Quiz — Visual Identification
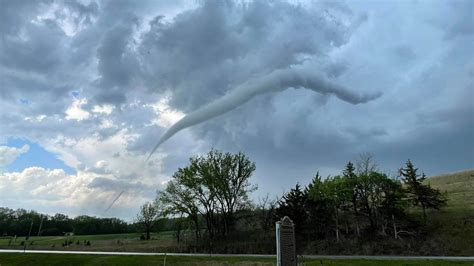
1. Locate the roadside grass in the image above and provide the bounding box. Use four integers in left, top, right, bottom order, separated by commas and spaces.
0, 231, 175, 251
0, 253, 472, 266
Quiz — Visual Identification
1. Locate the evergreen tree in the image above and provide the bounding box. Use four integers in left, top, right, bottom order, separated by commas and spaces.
399, 160, 447, 222
276, 184, 308, 243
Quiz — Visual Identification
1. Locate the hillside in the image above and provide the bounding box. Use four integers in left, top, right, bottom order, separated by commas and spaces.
426, 169, 474, 211
422, 169, 474, 256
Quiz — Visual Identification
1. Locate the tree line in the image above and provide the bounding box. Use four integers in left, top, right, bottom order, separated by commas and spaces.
1, 149, 448, 254
275, 155, 447, 249
0, 208, 131, 236
136, 150, 447, 253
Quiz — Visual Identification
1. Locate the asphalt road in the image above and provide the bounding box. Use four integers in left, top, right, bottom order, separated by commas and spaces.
0, 249, 473, 261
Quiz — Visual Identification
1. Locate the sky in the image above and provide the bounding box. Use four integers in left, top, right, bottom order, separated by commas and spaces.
0, 0, 473, 221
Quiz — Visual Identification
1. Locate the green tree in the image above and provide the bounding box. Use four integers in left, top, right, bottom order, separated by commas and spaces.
192, 150, 257, 237
136, 201, 160, 240
399, 160, 447, 222
343, 161, 361, 236
158, 149, 257, 242
377, 176, 406, 238
323, 176, 352, 241
276, 184, 308, 244
158, 171, 201, 242
305, 173, 333, 238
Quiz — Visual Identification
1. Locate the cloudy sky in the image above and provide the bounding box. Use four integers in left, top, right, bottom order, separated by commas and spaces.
0, 0, 473, 220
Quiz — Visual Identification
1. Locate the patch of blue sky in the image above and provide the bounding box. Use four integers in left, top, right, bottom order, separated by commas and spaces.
4, 138, 76, 174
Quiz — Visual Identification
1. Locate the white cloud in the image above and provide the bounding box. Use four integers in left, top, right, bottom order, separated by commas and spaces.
0, 165, 156, 220
0, 145, 29, 168
146, 96, 185, 128
65, 98, 90, 121
92, 104, 114, 115
42, 129, 169, 192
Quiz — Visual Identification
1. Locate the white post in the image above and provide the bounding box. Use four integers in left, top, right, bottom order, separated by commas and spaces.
276, 221, 281, 266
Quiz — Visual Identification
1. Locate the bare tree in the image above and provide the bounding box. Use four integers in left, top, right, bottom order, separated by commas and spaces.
355, 153, 377, 176
257, 194, 277, 238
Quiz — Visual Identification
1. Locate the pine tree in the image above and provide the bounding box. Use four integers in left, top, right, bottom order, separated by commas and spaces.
276, 184, 308, 243
399, 160, 447, 222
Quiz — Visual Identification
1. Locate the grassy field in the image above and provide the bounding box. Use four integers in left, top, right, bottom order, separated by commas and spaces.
0, 253, 472, 266
0, 232, 177, 252
417, 169, 474, 256
426, 169, 474, 211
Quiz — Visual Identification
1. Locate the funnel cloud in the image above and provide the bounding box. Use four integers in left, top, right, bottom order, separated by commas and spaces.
105, 191, 124, 213
148, 68, 381, 159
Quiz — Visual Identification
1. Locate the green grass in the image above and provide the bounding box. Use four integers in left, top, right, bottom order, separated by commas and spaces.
0, 231, 175, 252
0, 233, 137, 245
420, 169, 474, 256
426, 169, 474, 211
0, 253, 472, 266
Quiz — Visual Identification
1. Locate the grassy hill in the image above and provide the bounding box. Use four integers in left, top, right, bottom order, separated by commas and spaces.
423, 169, 474, 256
426, 169, 474, 211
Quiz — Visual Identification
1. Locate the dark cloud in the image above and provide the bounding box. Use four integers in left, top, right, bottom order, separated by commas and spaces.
138, 1, 361, 111
88, 177, 147, 192
94, 21, 139, 104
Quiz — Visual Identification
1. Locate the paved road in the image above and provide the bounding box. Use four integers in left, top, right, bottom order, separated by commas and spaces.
1, 249, 473, 261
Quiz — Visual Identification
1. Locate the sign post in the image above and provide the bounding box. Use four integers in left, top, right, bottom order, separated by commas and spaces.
276, 216, 296, 266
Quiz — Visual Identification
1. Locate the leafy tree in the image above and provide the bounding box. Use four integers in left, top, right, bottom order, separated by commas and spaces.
399, 160, 447, 222
323, 176, 352, 241
158, 149, 257, 242
343, 161, 362, 236
158, 177, 201, 242
198, 150, 257, 236
136, 202, 160, 240
377, 176, 406, 238
305, 173, 333, 238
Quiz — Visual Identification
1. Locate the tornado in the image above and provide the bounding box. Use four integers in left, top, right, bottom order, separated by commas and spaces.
148, 68, 381, 159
